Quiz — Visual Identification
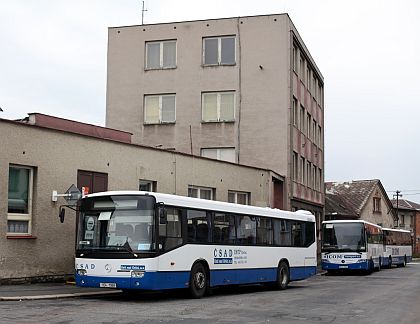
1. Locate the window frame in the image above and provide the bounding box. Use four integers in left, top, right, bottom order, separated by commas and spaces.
201, 91, 235, 123
188, 185, 215, 200
292, 97, 298, 126
144, 94, 176, 124
373, 197, 382, 213
139, 179, 157, 192
7, 165, 34, 236
202, 35, 236, 66
201, 147, 236, 163
228, 190, 250, 205
145, 39, 177, 70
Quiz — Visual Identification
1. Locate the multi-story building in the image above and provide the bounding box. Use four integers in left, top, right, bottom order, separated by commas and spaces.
105, 14, 325, 229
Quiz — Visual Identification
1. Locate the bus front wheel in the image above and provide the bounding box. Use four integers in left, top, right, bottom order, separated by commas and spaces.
276, 261, 290, 290
189, 263, 207, 299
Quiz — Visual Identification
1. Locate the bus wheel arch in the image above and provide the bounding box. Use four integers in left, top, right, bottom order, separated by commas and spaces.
276, 259, 290, 290
189, 260, 210, 298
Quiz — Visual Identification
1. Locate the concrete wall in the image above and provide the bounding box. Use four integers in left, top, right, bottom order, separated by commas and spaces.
0, 120, 272, 280
105, 14, 324, 212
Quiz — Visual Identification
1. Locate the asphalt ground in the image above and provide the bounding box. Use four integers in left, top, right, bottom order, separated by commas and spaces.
0, 258, 418, 301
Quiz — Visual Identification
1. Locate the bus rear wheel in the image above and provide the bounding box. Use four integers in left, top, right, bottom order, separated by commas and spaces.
402, 255, 407, 267
276, 261, 290, 290
189, 263, 207, 299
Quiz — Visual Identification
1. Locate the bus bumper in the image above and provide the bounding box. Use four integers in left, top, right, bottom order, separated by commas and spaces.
75, 271, 190, 290
321, 260, 368, 271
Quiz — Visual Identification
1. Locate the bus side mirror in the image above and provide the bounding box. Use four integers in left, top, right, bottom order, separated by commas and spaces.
159, 208, 167, 224
59, 208, 66, 223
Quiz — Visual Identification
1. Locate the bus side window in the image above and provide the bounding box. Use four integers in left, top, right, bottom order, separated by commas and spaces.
187, 209, 210, 243
159, 207, 182, 252
291, 221, 303, 247
256, 217, 273, 246
273, 219, 291, 246
213, 213, 236, 244
236, 215, 256, 245
303, 222, 315, 247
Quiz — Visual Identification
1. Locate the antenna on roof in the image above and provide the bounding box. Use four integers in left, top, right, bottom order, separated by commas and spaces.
141, 1, 148, 25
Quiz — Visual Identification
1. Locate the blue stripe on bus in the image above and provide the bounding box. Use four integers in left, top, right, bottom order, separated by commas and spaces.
75, 266, 317, 291
321, 260, 369, 271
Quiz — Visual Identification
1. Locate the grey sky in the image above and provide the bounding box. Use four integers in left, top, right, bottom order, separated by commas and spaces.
1, 0, 419, 202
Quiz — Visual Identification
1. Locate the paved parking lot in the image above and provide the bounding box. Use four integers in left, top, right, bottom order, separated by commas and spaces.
1, 262, 419, 323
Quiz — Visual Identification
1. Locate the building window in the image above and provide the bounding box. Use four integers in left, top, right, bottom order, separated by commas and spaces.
300, 157, 305, 184
307, 161, 312, 188
373, 197, 381, 213
292, 45, 297, 72
8, 165, 34, 235
300, 56, 305, 81
318, 125, 322, 147
306, 67, 310, 88
312, 75, 316, 98
293, 152, 298, 181
188, 185, 214, 200
300, 105, 305, 132
145, 40, 176, 69
203, 36, 235, 65
201, 147, 236, 163
312, 165, 316, 190
312, 119, 317, 142
292, 97, 298, 126
202, 91, 235, 122
228, 191, 250, 205
306, 113, 311, 138
139, 179, 156, 192
318, 168, 323, 191
144, 94, 176, 124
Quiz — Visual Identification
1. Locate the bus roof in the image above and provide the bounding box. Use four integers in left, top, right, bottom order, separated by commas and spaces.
381, 227, 411, 234
322, 219, 382, 228
84, 191, 315, 222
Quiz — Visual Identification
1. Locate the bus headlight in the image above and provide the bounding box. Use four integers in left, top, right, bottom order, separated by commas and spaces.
77, 269, 87, 276
131, 271, 145, 278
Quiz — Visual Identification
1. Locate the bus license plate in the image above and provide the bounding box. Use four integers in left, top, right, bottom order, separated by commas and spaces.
100, 282, 117, 288
339, 265, 348, 269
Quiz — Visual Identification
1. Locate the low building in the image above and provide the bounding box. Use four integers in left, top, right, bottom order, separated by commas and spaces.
391, 198, 420, 255
325, 180, 396, 228
0, 113, 282, 282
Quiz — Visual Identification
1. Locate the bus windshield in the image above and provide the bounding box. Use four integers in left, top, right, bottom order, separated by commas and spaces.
322, 223, 366, 252
77, 195, 155, 252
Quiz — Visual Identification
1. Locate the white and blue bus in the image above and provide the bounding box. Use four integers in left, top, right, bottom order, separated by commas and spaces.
382, 228, 412, 268
321, 220, 383, 273
75, 191, 317, 298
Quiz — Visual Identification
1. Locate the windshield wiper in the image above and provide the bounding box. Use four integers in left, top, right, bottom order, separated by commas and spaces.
116, 241, 138, 258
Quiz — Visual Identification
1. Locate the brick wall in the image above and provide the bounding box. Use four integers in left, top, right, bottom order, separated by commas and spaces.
415, 211, 420, 256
